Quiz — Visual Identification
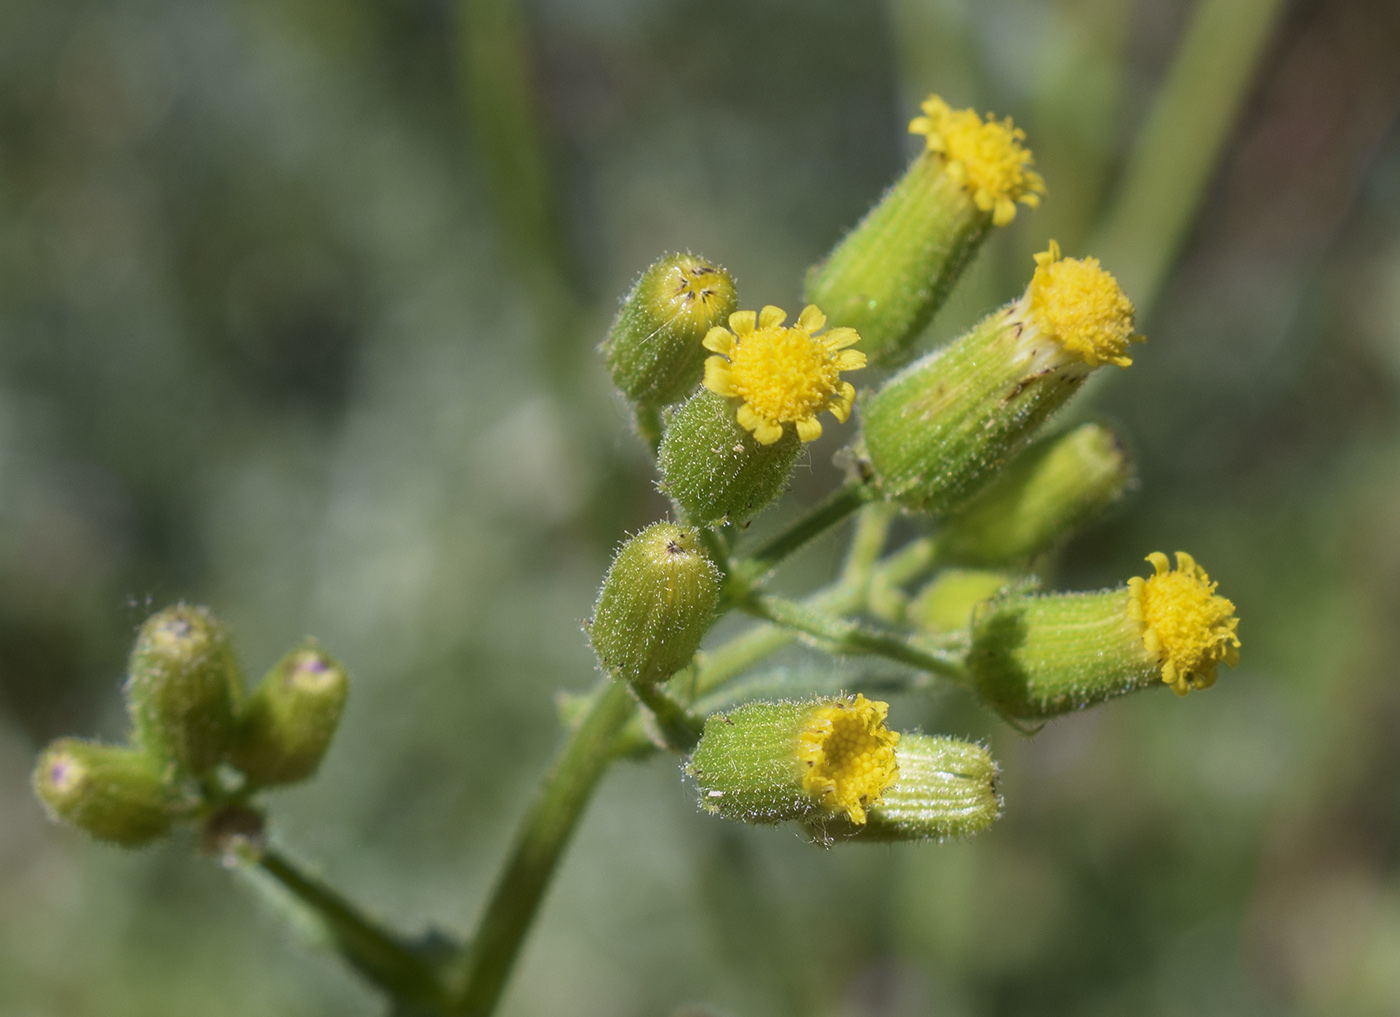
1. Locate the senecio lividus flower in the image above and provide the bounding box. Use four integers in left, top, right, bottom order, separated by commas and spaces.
690, 694, 1000, 842
863, 241, 1143, 516
658, 304, 865, 525
968, 551, 1241, 718
806, 94, 1046, 365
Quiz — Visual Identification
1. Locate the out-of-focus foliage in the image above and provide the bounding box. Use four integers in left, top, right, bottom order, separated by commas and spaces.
2, 0, 1400, 1015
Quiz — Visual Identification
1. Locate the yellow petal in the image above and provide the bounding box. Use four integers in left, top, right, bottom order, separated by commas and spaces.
833, 349, 866, 371
702, 327, 735, 355
829, 382, 855, 423
822, 326, 860, 350
729, 310, 757, 335
735, 402, 762, 432
795, 417, 823, 442
796, 305, 826, 332
704, 357, 737, 397
1146, 552, 1170, 576
908, 116, 932, 135
754, 419, 785, 445
758, 305, 787, 329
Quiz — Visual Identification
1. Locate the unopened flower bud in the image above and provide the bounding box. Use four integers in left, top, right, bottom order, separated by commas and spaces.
602, 253, 738, 408
230, 642, 348, 788
33, 739, 183, 847
689, 694, 900, 827
968, 551, 1241, 718
863, 242, 1142, 515
810, 734, 1001, 842
125, 605, 241, 775
805, 95, 1045, 365
939, 423, 1134, 564
589, 523, 721, 685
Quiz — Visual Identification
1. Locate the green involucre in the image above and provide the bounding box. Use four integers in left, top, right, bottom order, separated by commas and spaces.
602, 253, 738, 408
940, 422, 1133, 564
231, 641, 349, 788
967, 588, 1159, 718
688, 700, 819, 825
658, 389, 801, 526
33, 739, 183, 847
589, 523, 720, 685
805, 152, 988, 366
124, 604, 241, 775
861, 308, 1090, 515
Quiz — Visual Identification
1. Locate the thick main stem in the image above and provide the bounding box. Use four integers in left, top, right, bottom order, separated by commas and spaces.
258, 847, 450, 1010
451, 679, 636, 1016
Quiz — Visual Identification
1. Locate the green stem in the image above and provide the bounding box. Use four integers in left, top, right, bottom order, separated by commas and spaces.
740, 592, 965, 682
634, 403, 664, 457
630, 681, 704, 752
258, 847, 450, 1010
731, 482, 873, 586
451, 680, 636, 1016
867, 535, 940, 623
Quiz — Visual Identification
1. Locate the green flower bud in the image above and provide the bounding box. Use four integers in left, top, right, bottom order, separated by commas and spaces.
967, 552, 1240, 717
589, 523, 721, 685
810, 734, 1001, 843
230, 642, 349, 788
805, 94, 1044, 365
939, 423, 1133, 564
907, 569, 1016, 635
658, 389, 801, 526
863, 243, 1141, 514
602, 253, 738, 408
689, 694, 901, 827
32, 739, 183, 847
125, 605, 241, 775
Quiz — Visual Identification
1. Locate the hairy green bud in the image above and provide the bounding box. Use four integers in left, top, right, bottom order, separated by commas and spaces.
805, 95, 1044, 365
940, 423, 1133, 564
602, 253, 738, 408
125, 605, 240, 775
230, 642, 349, 788
812, 734, 1001, 843
689, 694, 901, 827
589, 523, 721, 685
862, 244, 1139, 515
33, 739, 182, 847
658, 389, 801, 526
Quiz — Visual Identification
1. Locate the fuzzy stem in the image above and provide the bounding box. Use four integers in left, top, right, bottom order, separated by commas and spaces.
730, 482, 873, 588
630, 681, 704, 752
451, 680, 636, 1016
258, 847, 451, 1010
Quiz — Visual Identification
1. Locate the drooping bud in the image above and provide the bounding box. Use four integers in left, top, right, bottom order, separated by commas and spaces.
967, 551, 1241, 718
939, 423, 1134, 564
33, 739, 183, 847
809, 734, 1001, 842
602, 253, 738, 408
862, 242, 1142, 515
907, 569, 1016, 635
689, 694, 900, 827
125, 605, 241, 775
805, 94, 1045, 365
588, 523, 721, 685
230, 642, 349, 788
657, 389, 802, 526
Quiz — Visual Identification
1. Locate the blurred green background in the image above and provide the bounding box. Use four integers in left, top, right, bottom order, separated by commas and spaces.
3, 0, 1400, 1014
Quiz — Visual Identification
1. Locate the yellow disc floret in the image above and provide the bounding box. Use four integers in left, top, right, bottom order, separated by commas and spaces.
1026, 241, 1142, 368
1127, 552, 1241, 696
703, 304, 866, 445
908, 94, 1045, 227
796, 694, 900, 824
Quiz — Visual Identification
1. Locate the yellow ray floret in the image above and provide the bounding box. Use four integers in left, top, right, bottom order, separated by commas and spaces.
796, 694, 900, 824
702, 304, 866, 445
908, 94, 1046, 227
1027, 240, 1143, 368
1127, 552, 1241, 696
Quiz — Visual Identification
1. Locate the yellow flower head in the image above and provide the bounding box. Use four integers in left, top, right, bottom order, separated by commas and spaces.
797, 693, 900, 824
702, 304, 866, 445
1026, 241, 1142, 368
908, 94, 1046, 227
1127, 552, 1241, 696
